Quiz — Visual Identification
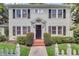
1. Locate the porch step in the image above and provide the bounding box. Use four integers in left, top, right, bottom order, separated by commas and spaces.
33, 39, 45, 46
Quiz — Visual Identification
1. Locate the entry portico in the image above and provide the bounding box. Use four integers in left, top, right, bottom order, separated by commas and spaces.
31, 18, 46, 39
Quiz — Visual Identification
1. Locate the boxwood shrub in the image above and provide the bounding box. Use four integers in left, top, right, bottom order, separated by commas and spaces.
17, 36, 26, 45
51, 36, 75, 44
44, 33, 75, 45
17, 32, 34, 46
44, 33, 52, 46
0, 35, 8, 42
25, 32, 34, 46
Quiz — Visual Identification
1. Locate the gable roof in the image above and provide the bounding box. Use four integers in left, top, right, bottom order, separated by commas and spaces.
8, 4, 70, 8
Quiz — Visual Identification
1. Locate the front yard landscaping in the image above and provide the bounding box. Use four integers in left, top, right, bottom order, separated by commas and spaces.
46, 43, 79, 56
0, 42, 30, 56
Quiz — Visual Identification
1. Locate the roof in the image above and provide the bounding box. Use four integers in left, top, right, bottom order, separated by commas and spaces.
7, 4, 70, 8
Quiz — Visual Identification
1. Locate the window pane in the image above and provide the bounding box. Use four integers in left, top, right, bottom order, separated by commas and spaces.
13, 9, 15, 18
58, 26, 62, 34
23, 27, 27, 34
48, 26, 51, 34
52, 9, 56, 18
52, 26, 56, 34
13, 26, 16, 36
17, 27, 21, 35
17, 9, 21, 18
58, 10, 62, 18
22, 9, 27, 18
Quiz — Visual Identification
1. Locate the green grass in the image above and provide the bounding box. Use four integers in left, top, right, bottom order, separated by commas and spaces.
46, 43, 79, 56
0, 42, 30, 56
46, 45, 55, 56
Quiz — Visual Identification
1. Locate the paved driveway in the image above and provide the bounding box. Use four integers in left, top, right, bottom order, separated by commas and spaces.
29, 46, 47, 56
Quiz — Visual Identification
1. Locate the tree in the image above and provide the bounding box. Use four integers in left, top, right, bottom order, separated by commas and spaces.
0, 3, 8, 24
72, 3, 79, 42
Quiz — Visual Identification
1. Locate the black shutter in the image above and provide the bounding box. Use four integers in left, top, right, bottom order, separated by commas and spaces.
28, 9, 30, 19
63, 26, 66, 35
49, 9, 51, 18
63, 9, 66, 18
13, 9, 15, 18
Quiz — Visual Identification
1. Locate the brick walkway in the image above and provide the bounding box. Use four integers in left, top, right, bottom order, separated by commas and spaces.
29, 46, 47, 56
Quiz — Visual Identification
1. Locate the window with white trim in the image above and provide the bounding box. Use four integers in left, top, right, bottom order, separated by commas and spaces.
52, 26, 56, 34
22, 9, 27, 18
58, 9, 62, 18
58, 26, 62, 34
16, 9, 21, 18
17, 26, 21, 35
23, 27, 27, 34
51, 9, 56, 18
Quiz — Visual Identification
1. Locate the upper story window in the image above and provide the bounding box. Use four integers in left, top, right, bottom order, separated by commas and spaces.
22, 9, 27, 18
35, 9, 43, 14
51, 9, 56, 18
16, 9, 21, 18
58, 9, 62, 18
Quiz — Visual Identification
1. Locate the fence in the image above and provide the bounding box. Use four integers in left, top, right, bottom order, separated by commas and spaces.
55, 43, 79, 56
0, 43, 20, 56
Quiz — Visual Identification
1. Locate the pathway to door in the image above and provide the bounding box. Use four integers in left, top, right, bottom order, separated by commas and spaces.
29, 39, 48, 56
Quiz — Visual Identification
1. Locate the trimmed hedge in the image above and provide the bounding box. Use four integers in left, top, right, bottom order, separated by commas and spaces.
0, 35, 7, 42
25, 32, 34, 46
17, 36, 26, 45
51, 36, 75, 44
44, 33, 52, 46
44, 33, 75, 46
17, 32, 34, 46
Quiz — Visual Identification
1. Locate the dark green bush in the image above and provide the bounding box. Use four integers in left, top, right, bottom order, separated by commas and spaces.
17, 32, 34, 46
17, 36, 26, 45
51, 36, 75, 44
25, 32, 34, 46
0, 35, 7, 42
44, 33, 52, 46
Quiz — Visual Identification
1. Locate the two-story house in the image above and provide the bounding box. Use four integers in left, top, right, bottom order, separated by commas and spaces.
8, 4, 73, 40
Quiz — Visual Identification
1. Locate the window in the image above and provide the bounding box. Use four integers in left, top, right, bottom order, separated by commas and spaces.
63, 26, 66, 35
35, 9, 43, 13
63, 9, 66, 18
58, 9, 62, 18
17, 27, 21, 35
48, 26, 51, 34
28, 26, 30, 32
23, 27, 27, 34
51, 9, 56, 18
22, 9, 27, 18
16, 9, 21, 18
49, 9, 51, 18
52, 26, 56, 34
13, 9, 15, 18
28, 9, 30, 19
58, 26, 62, 34
13, 26, 16, 36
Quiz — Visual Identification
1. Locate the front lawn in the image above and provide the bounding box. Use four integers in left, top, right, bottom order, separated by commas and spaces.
46, 43, 79, 56
0, 42, 30, 56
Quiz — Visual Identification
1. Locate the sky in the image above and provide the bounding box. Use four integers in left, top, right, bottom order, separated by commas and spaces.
0, 0, 79, 3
